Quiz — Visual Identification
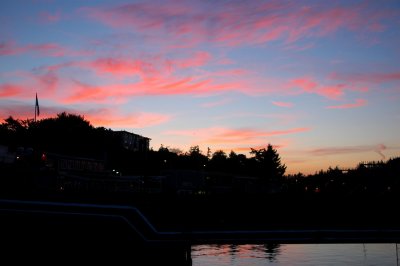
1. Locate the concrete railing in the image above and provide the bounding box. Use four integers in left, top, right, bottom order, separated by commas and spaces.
1, 199, 400, 245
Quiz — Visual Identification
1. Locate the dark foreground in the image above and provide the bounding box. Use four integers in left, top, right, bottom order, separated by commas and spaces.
1, 192, 399, 265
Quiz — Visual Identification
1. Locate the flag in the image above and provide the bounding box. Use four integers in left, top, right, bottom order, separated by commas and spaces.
35, 93, 40, 117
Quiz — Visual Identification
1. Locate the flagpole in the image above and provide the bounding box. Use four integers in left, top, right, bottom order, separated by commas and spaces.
34, 93, 37, 122
35, 92, 39, 122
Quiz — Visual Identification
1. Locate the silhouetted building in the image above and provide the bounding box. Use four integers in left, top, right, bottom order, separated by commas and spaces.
114, 131, 150, 152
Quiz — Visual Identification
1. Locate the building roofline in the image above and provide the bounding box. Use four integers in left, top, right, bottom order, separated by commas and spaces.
114, 130, 151, 140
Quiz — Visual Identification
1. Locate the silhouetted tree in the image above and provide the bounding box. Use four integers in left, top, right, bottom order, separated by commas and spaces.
0, 116, 30, 149
156, 144, 179, 171
2, 116, 25, 132
33, 112, 95, 157
250, 144, 286, 182
227, 151, 247, 175
3, 112, 399, 198
185, 145, 208, 170
168, 147, 183, 155
206, 147, 211, 159
208, 150, 228, 172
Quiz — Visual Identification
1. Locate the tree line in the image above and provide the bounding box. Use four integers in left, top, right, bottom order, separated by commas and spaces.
1, 113, 399, 197
0, 113, 286, 182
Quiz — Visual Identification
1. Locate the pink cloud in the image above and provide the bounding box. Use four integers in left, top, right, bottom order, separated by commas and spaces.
217, 127, 309, 139
216, 57, 235, 65
165, 127, 310, 145
63, 81, 114, 103
0, 84, 23, 97
62, 75, 238, 104
291, 78, 317, 92
39, 57, 158, 79
0, 103, 44, 120
331, 71, 400, 85
0, 40, 90, 57
1, 53, 240, 105
82, 1, 396, 47
0, 102, 170, 129
175, 51, 211, 69
289, 77, 346, 100
326, 98, 367, 109
143, 77, 211, 95
319, 85, 346, 99
41, 51, 212, 80
0, 70, 59, 99
285, 6, 363, 42
0, 101, 76, 120
85, 109, 170, 128
310, 144, 387, 160
208, 68, 248, 78
0, 41, 23, 56
27, 43, 89, 57
87, 57, 147, 77
272, 101, 293, 108
375, 144, 387, 160
31, 50, 283, 100
36, 71, 59, 94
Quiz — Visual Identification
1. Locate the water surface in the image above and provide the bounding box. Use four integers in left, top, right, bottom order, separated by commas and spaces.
192, 243, 399, 266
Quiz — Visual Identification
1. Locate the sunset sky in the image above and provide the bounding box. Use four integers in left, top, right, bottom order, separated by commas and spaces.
1, 0, 399, 174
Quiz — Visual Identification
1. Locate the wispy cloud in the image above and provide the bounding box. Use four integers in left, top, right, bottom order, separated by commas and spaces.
175, 51, 211, 68
0, 40, 90, 57
0, 84, 23, 97
85, 109, 171, 128
289, 77, 345, 100
200, 98, 232, 108
83, 51, 211, 78
272, 101, 293, 108
165, 127, 309, 146
2, 54, 243, 105
0, 70, 59, 100
82, 1, 395, 48
287, 75, 372, 101
6, 45, 375, 105
62, 77, 238, 104
85, 57, 149, 77
205, 127, 309, 144
326, 98, 367, 109
0, 101, 82, 120
0, 102, 45, 120
310, 144, 387, 159
331, 71, 400, 85
0, 102, 170, 129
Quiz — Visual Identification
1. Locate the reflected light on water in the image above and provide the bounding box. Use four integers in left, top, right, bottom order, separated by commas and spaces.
192, 243, 399, 266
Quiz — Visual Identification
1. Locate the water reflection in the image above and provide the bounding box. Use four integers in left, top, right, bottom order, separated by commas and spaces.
264, 243, 281, 262
192, 243, 399, 266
